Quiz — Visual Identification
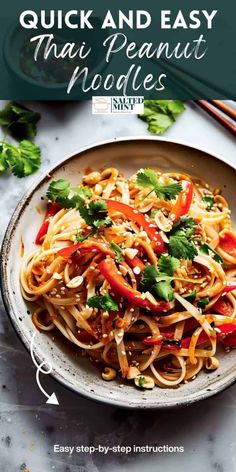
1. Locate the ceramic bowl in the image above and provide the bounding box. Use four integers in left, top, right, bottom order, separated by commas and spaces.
1, 137, 236, 408
3, 19, 108, 93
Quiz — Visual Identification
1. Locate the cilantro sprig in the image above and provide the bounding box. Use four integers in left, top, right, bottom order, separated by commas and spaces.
198, 297, 209, 309
158, 254, 180, 276
47, 180, 112, 231
202, 196, 214, 210
172, 216, 197, 238
140, 256, 180, 302
169, 217, 198, 260
138, 376, 146, 388
136, 168, 182, 201
87, 294, 118, 312
0, 101, 41, 140
169, 232, 198, 260
79, 200, 112, 230
0, 140, 41, 178
0, 102, 41, 178
110, 241, 124, 261
138, 100, 185, 135
200, 243, 225, 265
46, 179, 92, 209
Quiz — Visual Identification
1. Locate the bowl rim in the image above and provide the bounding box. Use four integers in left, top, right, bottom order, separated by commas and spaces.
1, 135, 236, 409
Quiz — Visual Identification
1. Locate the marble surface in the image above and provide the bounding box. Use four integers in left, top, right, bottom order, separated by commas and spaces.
0, 100, 236, 472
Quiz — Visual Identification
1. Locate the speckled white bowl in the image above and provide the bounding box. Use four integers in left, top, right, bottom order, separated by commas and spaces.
1, 137, 236, 408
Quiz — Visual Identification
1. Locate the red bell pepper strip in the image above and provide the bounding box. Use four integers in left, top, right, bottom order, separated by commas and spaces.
59, 241, 115, 259
105, 199, 164, 253
98, 258, 170, 312
223, 285, 236, 293
125, 254, 145, 272
144, 318, 200, 345
35, 202, 60, 245
143, 323, 236, 349
77, 330, 97, 344
220, 331, 236, 348
212, 297, 234, 317
169, 181, 193, 223
219, 231, 236, 258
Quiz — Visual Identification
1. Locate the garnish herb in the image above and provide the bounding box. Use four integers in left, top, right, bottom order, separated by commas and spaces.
0, 102, 41, 178
79, 200, 112, 229
47, 180, 111, 231
141, 256, 180, 302
138, 376, 146, 388
198, 297, 210, 309
200, 243, 225, 265
169, 232, 198, 260
138, 100, 185, 135
0, 140, 41, 178
46, 179, 92, 209
162, 338, 181, 347
168, 217, 198, 260
158, 255, 180, 277
202, 196, 214, 210
136, 168, 182, 201
183, 291, 197, 302
0, 101, 41, 140
150, 209, 158, 218
87, 294, 118, 312
172, 216, 197, 238
75, 231, 95, 243
110, 241, 124, 261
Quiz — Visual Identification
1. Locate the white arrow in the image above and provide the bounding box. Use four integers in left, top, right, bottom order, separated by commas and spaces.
30, 331, 59, 406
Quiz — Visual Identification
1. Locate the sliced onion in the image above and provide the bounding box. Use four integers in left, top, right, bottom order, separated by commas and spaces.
175, 293, 215, 337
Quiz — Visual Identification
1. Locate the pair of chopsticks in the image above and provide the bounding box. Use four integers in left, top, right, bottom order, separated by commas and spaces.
194, 100, 236, 136
148, 57, 236, 136
126, 37, 236, 136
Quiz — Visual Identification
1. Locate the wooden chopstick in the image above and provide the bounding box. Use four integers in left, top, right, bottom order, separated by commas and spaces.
195, 100, 236, 136
210, 101, 236, 120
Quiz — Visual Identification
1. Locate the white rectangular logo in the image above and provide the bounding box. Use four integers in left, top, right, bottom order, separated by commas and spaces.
92, 96, 144, 114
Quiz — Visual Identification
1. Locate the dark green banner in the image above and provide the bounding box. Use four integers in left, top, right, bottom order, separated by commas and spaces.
0, 0, 235, 99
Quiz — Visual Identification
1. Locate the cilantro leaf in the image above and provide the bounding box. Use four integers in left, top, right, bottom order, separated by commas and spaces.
46, 179, 91, 208
110, 241, 124, 261
138, 376, 146, 388
0, 140, 41, 178
169, 232, 198, 260
140, 264, 174, 302
138, 100, 185, 135
198, 297, 209, 309
136, 168, 182, 201
79, 200, 112, 230
0, 143, 13, 173
172, 216, 196, 238
183, 291, 196, 301
152, 278, 174, 302
140, 265, 159, 289
158, 255, 180, 276
200, 243, 225, 265
75, 230, 95, 242
169, 217, 198, 261
47, 179, 70, 201
87, 294, 118, 312
202, 196, 214, 210
0, 102, 41, 140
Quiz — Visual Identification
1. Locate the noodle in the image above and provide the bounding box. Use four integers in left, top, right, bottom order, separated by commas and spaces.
20, 167, 236, 389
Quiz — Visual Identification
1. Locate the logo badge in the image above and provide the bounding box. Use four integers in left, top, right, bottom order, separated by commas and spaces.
92, 96, 144, 114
